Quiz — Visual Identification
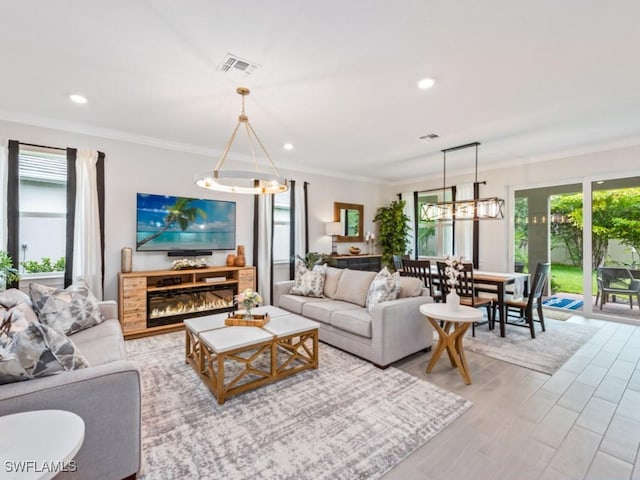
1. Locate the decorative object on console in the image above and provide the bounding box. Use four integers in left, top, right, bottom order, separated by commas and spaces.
171, 257, 208, 270
365, 232, 376, 254
234, 288, 262, 320
325, 222, 341, 256
349, 246, 361, 255
195, 87, 288, 195
120, 247, 133, 273
420, 142, 505, 221
226, 254, 236, 266
373, 199, 411, 270
234, 245, 246, 267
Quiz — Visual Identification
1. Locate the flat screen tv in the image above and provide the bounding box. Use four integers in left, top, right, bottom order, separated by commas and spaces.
136, 193, 236, 252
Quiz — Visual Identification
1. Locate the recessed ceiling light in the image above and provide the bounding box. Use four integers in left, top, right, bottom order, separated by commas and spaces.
417, 78, 435, 90
69, 94, 88, 104
596, 180, 604, 184
283, 143, 294, 151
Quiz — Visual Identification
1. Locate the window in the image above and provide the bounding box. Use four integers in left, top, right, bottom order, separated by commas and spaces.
272, 191, 291, 263
416, 189, 453, 258
18, 146, 67, 277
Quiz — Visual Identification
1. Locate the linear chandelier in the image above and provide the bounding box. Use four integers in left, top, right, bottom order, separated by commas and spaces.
420, 142, 504, 221
195, 87, 289, 195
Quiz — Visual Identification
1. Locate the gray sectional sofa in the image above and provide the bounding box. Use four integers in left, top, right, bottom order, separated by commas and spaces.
0, 290, 141, 480
274, 267, 434, 367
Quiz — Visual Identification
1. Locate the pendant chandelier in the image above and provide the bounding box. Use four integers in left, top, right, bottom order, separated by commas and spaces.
420, 142, 504, 221
195, 87, 289, 195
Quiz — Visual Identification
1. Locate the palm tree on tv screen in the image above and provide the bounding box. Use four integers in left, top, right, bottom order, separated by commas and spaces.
136, 197, 207, 249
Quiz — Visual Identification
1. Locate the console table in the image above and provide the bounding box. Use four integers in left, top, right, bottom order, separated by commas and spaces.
328, 254, 381, 272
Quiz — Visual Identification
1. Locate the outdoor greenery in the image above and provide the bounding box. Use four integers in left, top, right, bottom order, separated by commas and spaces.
373, 199, 411, 269
21, 257, 65, 273
0, 250, 20, 284
550, 188, 640, 268
550, 263, 596, 294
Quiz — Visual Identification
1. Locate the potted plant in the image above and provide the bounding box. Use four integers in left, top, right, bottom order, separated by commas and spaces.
295, 252, 329, 269
0, 250, 20, 291
373, 199, 411, 270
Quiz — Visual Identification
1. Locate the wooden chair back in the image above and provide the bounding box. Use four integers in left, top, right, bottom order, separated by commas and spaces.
401, 259, 434, 297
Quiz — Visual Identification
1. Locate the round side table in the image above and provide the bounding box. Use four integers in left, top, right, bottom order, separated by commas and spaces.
420, 303, 482, 385
0, 409, 85, 480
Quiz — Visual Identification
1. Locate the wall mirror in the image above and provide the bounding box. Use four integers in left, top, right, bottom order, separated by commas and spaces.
334, 202, 363, 242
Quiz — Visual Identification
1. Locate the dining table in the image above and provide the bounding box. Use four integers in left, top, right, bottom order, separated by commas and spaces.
466, 270, 530, 337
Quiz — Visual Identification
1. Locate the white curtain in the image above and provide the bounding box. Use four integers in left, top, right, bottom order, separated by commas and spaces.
293, 182, 307, 258
0, 141, 7, 250
401, 192, 415, 256
455, 183, 474, 261
257, 194, 273, 304
72, 150, 103, 299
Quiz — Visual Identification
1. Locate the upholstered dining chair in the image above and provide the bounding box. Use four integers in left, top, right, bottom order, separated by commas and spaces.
401, 258, 442, 302
499, 262, 550, 339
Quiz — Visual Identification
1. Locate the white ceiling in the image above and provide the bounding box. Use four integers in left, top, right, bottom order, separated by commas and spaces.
1, 0, 640, 183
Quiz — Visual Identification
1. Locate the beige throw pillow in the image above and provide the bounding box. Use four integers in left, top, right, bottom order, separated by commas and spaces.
397, 277, 424, 298
334, 269, 377, 307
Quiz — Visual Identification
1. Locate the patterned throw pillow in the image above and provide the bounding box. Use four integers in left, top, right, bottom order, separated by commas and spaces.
366, 267, 400, 312
288, 261, 326, 297
0, 299, 89, 385
30, 280, 104, 336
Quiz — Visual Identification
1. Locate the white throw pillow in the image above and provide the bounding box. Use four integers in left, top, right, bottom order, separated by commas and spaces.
366, 267, 400, 312
289, 261, 326, 297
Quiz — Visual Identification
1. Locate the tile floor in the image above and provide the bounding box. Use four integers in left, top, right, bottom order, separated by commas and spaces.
384, 316, 640, 480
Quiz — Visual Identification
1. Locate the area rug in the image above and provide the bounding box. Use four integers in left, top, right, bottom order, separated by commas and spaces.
463, 318, 601, 375
540, 307, 574, 321
542, 296, 584, 310
126, 332, 472, 480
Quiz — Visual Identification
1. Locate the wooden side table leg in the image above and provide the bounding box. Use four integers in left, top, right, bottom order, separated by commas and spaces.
426, 317, 448, 373
217, 354, 226, 405
452, 323, 472, 385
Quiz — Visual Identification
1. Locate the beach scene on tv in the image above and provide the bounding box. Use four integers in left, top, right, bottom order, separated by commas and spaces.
136, 193, 236, 251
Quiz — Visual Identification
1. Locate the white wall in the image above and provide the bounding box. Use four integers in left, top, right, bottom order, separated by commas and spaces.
0, 119, 390, 301
393, 144, 640, 272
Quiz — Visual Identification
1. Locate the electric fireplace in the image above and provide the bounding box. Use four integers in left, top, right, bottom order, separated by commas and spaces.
147, 284, 236, 328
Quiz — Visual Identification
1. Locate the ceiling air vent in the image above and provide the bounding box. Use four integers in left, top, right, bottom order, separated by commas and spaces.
418, 133, 440, 142
217, 53, 260, 75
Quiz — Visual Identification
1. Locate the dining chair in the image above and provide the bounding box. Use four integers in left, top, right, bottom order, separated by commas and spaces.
455, 263, 494, 336
392, 254, 409, 272
401, 258, 443, 302
499, 262, 550, 338
436, 261, 492, 335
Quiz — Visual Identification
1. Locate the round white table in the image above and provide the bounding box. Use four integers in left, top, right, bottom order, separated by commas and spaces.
420, 303, 482, 385
0, 410, 85, 480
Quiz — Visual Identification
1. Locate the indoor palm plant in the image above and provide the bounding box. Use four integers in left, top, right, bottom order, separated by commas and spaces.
0, 250, 20, 291
373, 199, 411, 270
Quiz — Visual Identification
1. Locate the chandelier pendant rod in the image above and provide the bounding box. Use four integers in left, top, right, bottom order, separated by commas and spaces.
245, 121, 285, 178
214, 121, 243, 172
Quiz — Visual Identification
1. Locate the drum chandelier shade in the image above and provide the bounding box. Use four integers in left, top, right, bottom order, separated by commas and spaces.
420, 142, 504, 221
195, 87, 289, 195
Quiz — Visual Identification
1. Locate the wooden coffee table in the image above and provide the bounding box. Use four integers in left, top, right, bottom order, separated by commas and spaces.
184, 306, 319, 404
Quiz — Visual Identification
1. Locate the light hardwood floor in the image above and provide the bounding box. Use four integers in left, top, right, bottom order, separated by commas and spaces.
384, 316, 640, 480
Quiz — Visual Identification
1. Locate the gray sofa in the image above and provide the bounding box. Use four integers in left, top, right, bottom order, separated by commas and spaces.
274, 267, 434, 367
0, 291, 141, 480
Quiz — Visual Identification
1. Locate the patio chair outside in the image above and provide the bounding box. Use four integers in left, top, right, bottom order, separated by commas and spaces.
596, 267, 640, 310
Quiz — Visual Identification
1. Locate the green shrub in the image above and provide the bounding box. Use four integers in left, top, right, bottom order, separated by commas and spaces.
21, 257, 65, 273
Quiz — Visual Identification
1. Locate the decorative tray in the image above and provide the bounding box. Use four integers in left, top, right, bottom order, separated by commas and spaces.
225, 313, 270, 327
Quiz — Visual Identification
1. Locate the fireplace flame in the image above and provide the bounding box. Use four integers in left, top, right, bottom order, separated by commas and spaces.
149, 292, 234, 319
